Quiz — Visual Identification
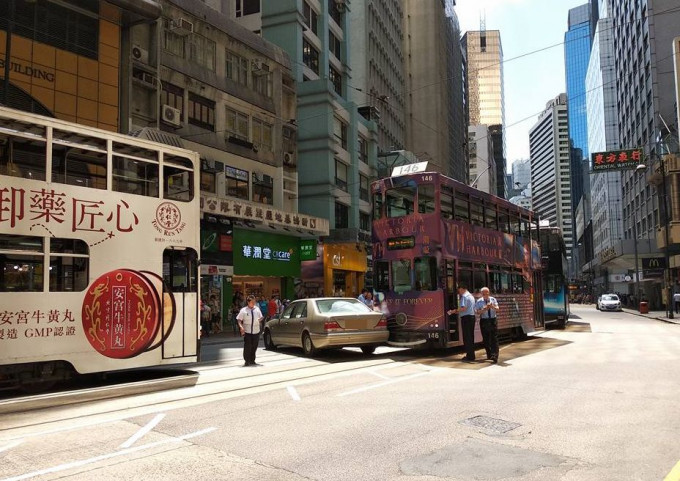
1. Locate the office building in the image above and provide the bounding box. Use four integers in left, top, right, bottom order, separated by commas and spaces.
468, 124, 496, 194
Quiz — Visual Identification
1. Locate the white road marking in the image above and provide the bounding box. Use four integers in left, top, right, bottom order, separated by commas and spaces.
0, 440, 22, 453
118, 413, 165, 449
286, 385, 301, 401
337, 371, 431, 397
370, 371, 392, 380
0, 427, 217, 481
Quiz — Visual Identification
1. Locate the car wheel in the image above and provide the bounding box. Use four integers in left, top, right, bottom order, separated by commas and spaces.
361, 346, 376, 355
302, 332, 316, 357
263, 329, 276, 351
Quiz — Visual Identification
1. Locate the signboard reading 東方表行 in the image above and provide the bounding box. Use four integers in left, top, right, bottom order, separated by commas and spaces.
591, 148, 645, 172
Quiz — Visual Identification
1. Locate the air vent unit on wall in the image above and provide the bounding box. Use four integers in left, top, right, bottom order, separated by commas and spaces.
131, 44, 148, 64
283, 152, 296, 166
334, 0, 346, 12
251, 59, 269, 75
161, 105, 182, 127
171, 17, 194, 36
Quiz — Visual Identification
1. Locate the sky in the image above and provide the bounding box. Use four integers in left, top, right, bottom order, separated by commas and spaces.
455, 0, 589, 169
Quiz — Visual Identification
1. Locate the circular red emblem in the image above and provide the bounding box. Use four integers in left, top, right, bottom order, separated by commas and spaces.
156, 202, 182, 230
82, 269, 160, 359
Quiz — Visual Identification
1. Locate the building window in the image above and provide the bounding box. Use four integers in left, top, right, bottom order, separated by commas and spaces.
360, 175, 369, 201
252, 118, 273, 151
329, 65, 342, 95
163, 19, 185, 58
200, 170, 215, 193
160, 83, 184, 122
328, 0, 342, 25
189, 35, 216, 71
303, 2, 318, 35
225, 166, 249, 199
358, 137, 368, 164
333, 117, 348, 150
226, 50, 249, 85
303, 39, 320, 74
335, 202, 349, 229
329, 31, 341, 60
225, 107, 249, 141
335, 160, 348, 191
360, 212, 370, 232
0, 1, 99, 60
188, 93, 215, 131
252, 173, 273, 205
252, 63, 272, 97
236, 0, 260, 17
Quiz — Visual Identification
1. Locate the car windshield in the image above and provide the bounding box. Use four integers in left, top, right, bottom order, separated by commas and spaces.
602, 295, 619, 301
315, 299, 371, 314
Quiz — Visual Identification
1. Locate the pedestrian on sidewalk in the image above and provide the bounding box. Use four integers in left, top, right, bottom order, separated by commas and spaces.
236, 295, 265, 367
475, 287, 500, 363
673, 291, 680, 314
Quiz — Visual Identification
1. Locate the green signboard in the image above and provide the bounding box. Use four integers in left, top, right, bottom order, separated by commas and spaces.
300, 239, 317, 261
233, 229, 301, 277
591, 148, 644, 172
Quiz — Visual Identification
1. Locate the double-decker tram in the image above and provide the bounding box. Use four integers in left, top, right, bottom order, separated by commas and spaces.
539, 226, 569, 328
0, 107, 200, 389
371, 171, 544, 349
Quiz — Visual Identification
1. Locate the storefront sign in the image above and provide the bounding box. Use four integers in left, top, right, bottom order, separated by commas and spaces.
300, 239, 317, 261
599, 246, 617, 263
200, 265, 233, 275
233, 229, 301, 277
591, 148, 644, 172
201, 195, 329, 236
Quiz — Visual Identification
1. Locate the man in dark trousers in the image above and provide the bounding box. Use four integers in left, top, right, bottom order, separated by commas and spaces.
475, 287, 500, 363
236, 295, 265, 367
447, 283, 477, 362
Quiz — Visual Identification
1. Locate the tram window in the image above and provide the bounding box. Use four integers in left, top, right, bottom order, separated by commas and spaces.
0, 137, 47, 181
441, 186, 453, 219
489, 271, 502, 293
0, 235, 44, 292
500, 272, 510, 293
375, 261, 389, 290
164, 247, 198, 292
386, 186, 415, 218
417, 184, 435, 214
391, 259, 412, 293
522, 220, 532, 238
470, 201, 484, 227
113, 156, 159, 197
509, 215, 521, 236
164, 155, 194, 202
512, 274, 524, 293
414, 257, 437, 291
53, 148, 107, 190
457, 269, 472, 291
373, 192, 383, 219
497, 210, 510, 233
473, 270, 487, 293
454, 193, 469, 222
485, 205, 497, 230
49, 238, 89, 292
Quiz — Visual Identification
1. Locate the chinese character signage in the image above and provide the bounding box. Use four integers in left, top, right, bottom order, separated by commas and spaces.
200, 195, 329, 236
591, 149, 644, 171
233, 229, 301, 277
300, 239, 317, 261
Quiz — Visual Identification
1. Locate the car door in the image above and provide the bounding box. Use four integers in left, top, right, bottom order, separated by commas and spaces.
289, 301, 308, 347
273, 302, 297, 345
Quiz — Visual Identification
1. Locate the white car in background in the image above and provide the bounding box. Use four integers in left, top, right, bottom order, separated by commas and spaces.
597, 294, 622, 311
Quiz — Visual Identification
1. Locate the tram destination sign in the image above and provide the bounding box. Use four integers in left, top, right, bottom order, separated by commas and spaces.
591, 148, 644, 172
387, 236, 415, 250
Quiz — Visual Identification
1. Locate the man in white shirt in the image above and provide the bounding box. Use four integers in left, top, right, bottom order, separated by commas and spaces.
236, 295, 265, 367
447, 283, 477, 362
474, 287, 500, 363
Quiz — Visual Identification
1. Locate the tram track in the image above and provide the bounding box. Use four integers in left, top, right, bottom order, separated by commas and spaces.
0, 352, 418, 441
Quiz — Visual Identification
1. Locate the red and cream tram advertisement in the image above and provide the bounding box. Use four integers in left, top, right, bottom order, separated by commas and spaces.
371, 171, 543, 349
0, 107, 200, 388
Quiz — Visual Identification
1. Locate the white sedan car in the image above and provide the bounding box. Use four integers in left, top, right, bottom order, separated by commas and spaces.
597, 294, 622, 311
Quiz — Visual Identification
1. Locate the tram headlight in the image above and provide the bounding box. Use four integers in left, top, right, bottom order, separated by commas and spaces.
395, 312, 408, 326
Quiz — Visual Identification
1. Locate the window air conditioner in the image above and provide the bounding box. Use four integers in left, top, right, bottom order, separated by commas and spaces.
131, 44, 149, 64
251, 58, 268, 75
283, 152, 296, 166
161, 104, 182, 127
172, 17, 194, 36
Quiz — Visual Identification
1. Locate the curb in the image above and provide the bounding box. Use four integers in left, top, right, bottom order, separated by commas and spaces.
622, 308, 680, 325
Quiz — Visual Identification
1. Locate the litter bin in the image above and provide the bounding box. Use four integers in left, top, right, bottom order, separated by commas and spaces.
639, 301, 649, 314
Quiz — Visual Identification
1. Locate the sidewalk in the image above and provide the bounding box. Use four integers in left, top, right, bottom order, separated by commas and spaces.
200, 330, 244, 346
622, 307, 680, 325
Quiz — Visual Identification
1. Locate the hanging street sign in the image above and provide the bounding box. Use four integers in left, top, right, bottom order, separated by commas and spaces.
591, 148, 645, 172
